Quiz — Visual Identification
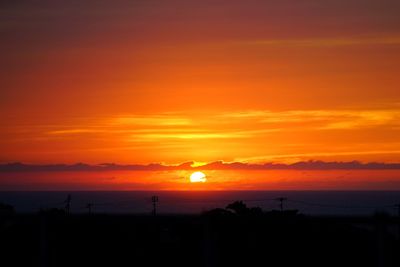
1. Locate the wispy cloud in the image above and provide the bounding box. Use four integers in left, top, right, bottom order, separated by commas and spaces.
47, 129, 104, 135
111, 115, 192, 126
40, 109, 400, 142
237, 150, 400, 164
129, 132, 246, 140
5, 108, 398, 162
238, 35, 400, 48
221, 109, 400, 129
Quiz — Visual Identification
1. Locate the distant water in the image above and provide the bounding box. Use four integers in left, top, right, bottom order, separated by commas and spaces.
1, 191, 400, 216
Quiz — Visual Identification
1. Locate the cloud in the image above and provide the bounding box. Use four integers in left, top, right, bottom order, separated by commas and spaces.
112, 115, 192, 126
10, 108, 398, 159
47, 129, 103, 135
238, 35, 400, 48
3, 108, 399, 165
44, 109, 400, 138
2, 160, 400, 172
129, 132, 248, 141
236, 150, 400, 164
221, 109, 400, 128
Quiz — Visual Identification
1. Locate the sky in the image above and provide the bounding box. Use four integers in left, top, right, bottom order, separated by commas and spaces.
1, 1, 400, 189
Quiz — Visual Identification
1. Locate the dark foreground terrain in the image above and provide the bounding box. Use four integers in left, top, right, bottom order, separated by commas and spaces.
1, 211, 400, 267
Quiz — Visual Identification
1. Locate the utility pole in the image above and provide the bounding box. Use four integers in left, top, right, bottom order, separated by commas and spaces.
151, 196, 159, 216
86, 203, 94, 215
64, 194, 71, 215
276, 197, 287, 212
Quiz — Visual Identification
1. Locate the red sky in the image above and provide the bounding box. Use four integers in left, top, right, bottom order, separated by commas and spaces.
1, 0, 400, 189
2, 169, 400, 191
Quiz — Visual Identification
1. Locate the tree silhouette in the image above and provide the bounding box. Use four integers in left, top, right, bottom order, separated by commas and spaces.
226, 201, 249, 215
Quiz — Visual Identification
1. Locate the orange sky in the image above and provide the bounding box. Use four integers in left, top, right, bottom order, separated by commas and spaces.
1, 1, 400, 189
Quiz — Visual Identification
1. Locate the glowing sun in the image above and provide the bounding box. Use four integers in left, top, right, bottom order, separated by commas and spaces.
190, 171, 207, 183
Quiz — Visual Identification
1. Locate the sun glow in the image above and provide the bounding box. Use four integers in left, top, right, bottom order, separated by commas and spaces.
190, 171, 207, 183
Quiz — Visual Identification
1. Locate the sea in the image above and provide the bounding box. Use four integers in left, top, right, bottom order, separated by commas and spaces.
1, 191, 400, 216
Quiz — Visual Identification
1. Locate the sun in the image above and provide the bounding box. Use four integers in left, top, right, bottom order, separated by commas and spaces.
190, 171, 207, 183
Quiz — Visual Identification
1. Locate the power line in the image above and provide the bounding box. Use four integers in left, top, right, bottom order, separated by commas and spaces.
286, 199, 393, 210
23, 195, 400, 215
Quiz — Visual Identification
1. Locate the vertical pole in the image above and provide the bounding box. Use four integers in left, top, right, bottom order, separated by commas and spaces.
276, 197, 287, 212
86, 203, 93, 215
151, 196, 159, 216
376, 219, 386, 267
65, 194, 71, 215
40, 215, 48, 267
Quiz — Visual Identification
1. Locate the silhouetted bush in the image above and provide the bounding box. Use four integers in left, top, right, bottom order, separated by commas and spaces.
202, 208, 233, 217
